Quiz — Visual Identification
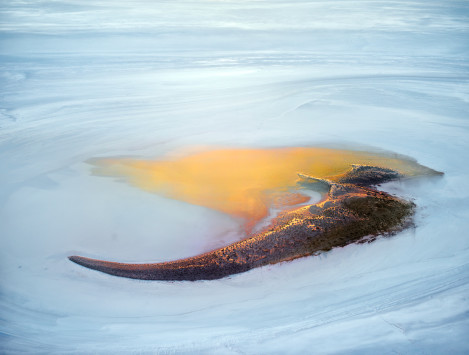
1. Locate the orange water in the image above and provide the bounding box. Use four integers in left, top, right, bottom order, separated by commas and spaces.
90, 147, 432, 233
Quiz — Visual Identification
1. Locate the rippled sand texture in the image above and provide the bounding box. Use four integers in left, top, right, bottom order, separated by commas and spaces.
1, 0, 469, 354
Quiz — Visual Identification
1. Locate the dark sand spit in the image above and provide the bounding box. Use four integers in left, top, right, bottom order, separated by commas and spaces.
70, 165, 442, 281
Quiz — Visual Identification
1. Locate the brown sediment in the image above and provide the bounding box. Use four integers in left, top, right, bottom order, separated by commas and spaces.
69, 165, 421, 281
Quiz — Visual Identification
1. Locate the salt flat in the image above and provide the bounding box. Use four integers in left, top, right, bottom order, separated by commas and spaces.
1, 0, 468, 353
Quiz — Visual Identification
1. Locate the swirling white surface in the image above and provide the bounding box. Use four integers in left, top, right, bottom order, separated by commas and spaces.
1, 1, 469, 353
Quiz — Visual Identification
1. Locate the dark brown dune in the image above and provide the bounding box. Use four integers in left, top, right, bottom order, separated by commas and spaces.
70, 165, 417, 281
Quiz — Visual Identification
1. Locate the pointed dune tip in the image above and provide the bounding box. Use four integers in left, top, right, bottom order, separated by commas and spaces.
69, 255, 94, 267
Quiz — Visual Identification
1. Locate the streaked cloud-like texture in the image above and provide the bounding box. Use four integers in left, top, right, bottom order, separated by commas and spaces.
1, 1, 468, 353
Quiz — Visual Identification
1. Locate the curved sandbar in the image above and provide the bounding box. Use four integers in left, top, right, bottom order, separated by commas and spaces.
70, 165, 422, 281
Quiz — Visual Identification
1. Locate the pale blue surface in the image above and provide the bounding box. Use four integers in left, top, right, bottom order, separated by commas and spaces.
1, 1, 469, 353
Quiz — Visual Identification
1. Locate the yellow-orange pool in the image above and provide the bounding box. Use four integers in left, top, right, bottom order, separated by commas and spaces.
90, 147, 433, 233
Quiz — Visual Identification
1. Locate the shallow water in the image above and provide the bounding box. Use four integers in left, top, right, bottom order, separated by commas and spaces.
91, 146, 437, 233
1, 0, 469, 353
